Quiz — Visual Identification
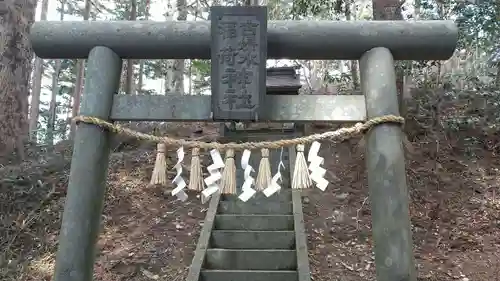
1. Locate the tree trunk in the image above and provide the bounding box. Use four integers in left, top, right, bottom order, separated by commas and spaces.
138, 61, 144, 93
125, 0, 137, 95
70, 0, 91, 139
371, 0, 405, 116
69, 60, 84, 139
188, 62, 192, 95
413, 0, 420, 19
165, 63, 174, 94
372, 0, 404, 20
137, 0, 150, 95
244, 0, 259, 5
47, 0, 66, 145
495, 0, 500, 88
172, 0, 187, 94
496, 64, 500, 88
28, 0, 49, 142
0, 0, 37, 160
164, 0, 175, 94
345, 0, 359, 90
164, 0, 186, 95
47, 60, 62, 145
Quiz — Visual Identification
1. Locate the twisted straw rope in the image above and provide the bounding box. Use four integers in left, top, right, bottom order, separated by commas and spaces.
73, 115, 404, 150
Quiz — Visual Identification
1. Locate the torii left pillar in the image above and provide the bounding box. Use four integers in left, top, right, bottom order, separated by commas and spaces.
53, 46, 122, 281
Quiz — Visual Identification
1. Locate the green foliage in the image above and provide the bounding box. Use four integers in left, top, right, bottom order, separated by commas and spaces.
266, 0, 294, 19
143, 60, 167, 81
191, 59, 210, 74
36, 58, 77, 143
292, 0, 340, 18
190, 60, 211, 94
453, 0, 499, 50
418, 0, 498, 65
112, 0, 151, 20
62, 0, 108, 19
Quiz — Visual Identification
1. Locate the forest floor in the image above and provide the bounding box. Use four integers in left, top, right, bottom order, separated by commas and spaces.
1, 121, 499, 281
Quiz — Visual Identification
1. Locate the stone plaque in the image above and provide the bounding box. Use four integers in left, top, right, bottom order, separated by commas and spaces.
211, 6, 267, 121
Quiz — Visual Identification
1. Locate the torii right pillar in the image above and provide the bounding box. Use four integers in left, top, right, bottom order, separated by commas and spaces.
360, 47, 417, 281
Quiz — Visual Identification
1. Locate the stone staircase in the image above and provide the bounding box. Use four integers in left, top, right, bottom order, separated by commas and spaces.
186, 129, 311, 281
187, 190, 309, 281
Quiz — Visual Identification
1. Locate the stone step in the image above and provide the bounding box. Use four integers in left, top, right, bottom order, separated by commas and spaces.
220, 190, 292, 203
217, 200, 293, 215
210, 230, 295, 249
214, 215, 294, 231
205, 249, 296, 270
200, 270, 298, 281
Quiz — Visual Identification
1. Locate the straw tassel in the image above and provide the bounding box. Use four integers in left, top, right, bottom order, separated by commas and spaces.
220, 149, 237, 194
188, 147, 204, 191
292, 144, 312, 189
255, 148, 271, 191
150, 143, 167, 186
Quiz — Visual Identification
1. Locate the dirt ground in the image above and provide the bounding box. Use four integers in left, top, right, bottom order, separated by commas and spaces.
305, 136, 500, 281
1, 123, 499, 281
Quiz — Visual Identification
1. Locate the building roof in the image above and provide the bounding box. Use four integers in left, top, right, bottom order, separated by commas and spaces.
266, 66, 302, 93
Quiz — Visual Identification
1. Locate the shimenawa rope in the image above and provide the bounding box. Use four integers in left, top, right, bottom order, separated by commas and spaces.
72, 114, 404, 200
72, 115, 404, 150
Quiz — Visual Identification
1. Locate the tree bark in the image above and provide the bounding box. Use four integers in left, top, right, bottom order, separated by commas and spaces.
138, 61, 144, 93
496, 64, 500, 88
172, 0, 187, 94
125, 0, 137, 95
28, 0, 49, 142
47, 0, 66, 145
495, 0, 500, 88
345, 0, 359, 89
371, 0, 405, 116
164, 0, 175, 95
0, 0, 37, 160
137, 0, 150, 95
70, 0, 91, 139
47, 60, 62, 145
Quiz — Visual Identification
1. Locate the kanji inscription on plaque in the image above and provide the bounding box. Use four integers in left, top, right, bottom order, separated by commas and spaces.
211, 6, 267, 121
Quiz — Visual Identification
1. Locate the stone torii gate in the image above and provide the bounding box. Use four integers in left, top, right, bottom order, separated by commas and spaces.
30, 7, 458, 281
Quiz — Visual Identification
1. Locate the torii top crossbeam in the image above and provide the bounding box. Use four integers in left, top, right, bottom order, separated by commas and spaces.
30, 20, 458, 61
